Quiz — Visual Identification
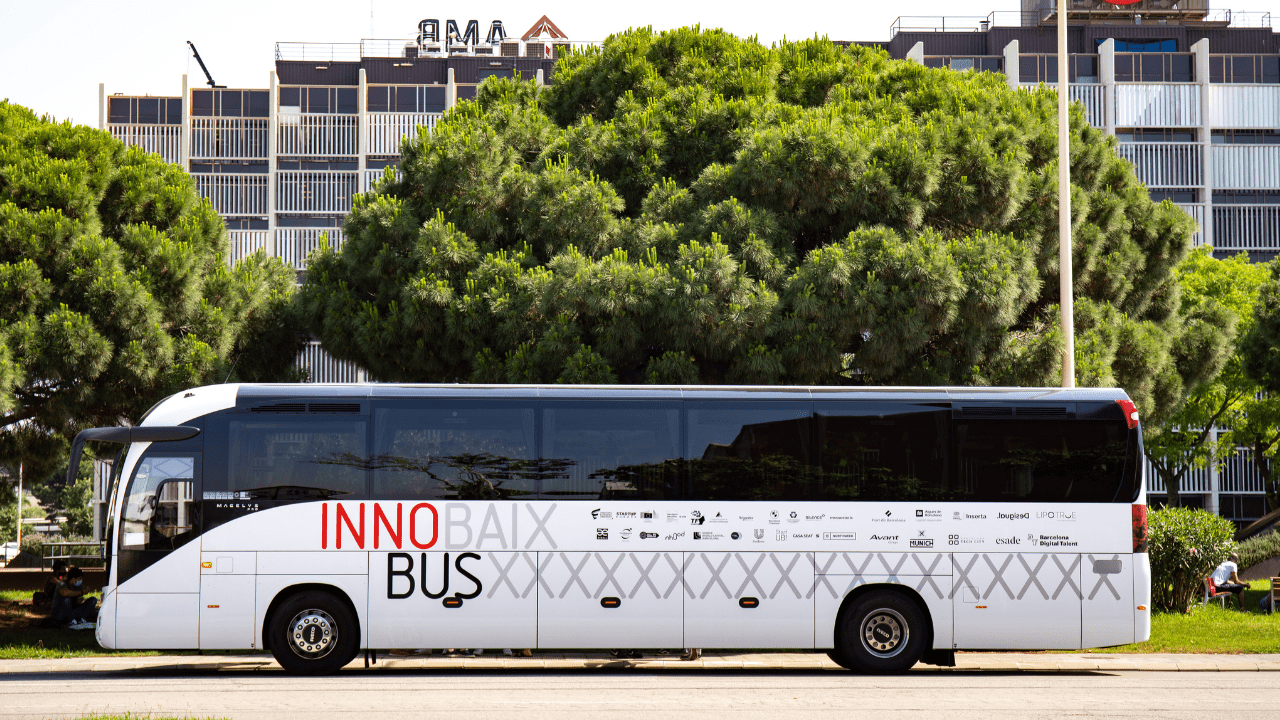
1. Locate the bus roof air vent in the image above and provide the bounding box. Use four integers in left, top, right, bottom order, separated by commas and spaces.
308, 402, 361, 414
1014, 406, 1069, 418
956, 406, 1013, 418
251, 402, 307, 413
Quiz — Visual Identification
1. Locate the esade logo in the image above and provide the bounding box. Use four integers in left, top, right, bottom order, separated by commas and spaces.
995, 536, 1021, 545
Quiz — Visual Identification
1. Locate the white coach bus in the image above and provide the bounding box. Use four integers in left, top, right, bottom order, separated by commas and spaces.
71, 384, 1150, 674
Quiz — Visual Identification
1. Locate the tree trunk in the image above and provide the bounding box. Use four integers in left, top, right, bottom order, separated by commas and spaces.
1158, 464, 1182, 508
1256, 440, 1277, 514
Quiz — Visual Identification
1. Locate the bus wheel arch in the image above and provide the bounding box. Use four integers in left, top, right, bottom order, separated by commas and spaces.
263, 583, 361, 674
830, 583, 933, 674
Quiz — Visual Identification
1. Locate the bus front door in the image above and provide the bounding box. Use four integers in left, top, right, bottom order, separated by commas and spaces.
114, 452, 202, 648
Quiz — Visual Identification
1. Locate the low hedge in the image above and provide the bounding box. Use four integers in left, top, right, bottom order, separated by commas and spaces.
1239, 529, 1280, 571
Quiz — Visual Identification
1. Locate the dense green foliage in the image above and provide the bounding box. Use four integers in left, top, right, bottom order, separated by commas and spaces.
1238, 530, 1280, 572
1148, 506, 1238, 613
1145, 250, 1276, 507
0, 101, 305, 473
301, 29, 1222, 423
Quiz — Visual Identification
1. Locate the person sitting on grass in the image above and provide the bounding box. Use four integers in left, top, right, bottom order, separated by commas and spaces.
44, 566, 98, 629
1210, 552, 1249, 610
32, 560, 67, 609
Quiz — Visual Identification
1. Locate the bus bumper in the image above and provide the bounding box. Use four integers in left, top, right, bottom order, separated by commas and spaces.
95, 587, 116, 649
1134, 553, 1151, 643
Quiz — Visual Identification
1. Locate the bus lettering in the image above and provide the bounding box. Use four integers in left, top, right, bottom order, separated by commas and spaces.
336, 503, 365, 549
409, 503, 439, 549
445, 503, 473, 549
385, 552, 485, 601
476, 505, 508, 549
387, 552, 415, 598
374, 503, 402, 549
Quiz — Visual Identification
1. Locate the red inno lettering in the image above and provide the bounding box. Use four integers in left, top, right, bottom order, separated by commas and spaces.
321, 503, 328, 549
336, 503, 365, 550
410, 503, 438, 549
374, 503, 403, 550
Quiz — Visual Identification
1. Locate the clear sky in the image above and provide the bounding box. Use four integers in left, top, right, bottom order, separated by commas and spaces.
1, 0, 1274, 127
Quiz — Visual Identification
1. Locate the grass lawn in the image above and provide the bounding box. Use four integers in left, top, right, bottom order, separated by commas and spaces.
1082, 580, 1280, 654
0, 589, 175, 660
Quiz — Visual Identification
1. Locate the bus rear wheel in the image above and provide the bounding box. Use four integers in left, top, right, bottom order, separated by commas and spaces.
269, 590, 359, 675
833, 590, 927, 674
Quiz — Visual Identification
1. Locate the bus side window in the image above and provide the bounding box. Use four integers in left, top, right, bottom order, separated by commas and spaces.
952, 417, 1128, 502
371, 400, 538, 501
685, 402, 812, 501
120, 455, 198, 552
540, 401, 681, 501
225, 418, 368, 500
815, 404, 949, 501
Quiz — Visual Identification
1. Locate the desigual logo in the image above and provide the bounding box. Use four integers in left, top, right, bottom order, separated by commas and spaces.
997, 512, 1030, 520
995, 536, 1021, 545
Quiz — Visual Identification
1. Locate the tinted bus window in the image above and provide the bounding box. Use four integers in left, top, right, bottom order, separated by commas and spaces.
685, 402, 811, 500
226, 418, 367, 499
540, 401, 681, 500
816, 403, 950, 501
372, 400, 537, 500
953, 415, 1130, 502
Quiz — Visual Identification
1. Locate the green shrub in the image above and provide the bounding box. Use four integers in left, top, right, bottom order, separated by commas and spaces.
1239, 530, 1280, 571
1148, 506, 1238, 613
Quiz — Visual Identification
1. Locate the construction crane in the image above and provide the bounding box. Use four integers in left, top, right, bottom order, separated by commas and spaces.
186, 41, 225, 88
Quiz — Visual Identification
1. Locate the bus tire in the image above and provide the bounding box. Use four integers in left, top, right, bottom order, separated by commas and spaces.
268, 590, 359, 675
834, 589, 927, 674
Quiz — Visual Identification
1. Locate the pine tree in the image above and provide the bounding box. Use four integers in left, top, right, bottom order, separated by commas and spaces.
0, 101, 304, 471
300, 29, 1230, 425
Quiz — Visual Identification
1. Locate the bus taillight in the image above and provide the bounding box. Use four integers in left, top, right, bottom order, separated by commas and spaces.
1133, 504, 1148, 553
1116, 399, 1139, 429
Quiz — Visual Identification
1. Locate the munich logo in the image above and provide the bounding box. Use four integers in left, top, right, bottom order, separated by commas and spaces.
910, 539, 934, 548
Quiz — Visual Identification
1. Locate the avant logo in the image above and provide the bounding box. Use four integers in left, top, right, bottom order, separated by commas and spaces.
869, 534, 899, 541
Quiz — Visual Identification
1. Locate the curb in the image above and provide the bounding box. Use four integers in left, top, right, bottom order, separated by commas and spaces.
3, 652, 1280, 674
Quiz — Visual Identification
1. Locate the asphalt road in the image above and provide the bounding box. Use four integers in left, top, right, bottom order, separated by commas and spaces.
1, 669, 1272, 720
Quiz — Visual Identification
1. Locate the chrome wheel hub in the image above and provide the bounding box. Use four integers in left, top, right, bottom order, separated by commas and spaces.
861, 609, 907, 658
288, 609, 337, 659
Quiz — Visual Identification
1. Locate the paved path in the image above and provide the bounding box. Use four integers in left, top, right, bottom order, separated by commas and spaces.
3, 651, 1280, 674
3, 666, 1279, 720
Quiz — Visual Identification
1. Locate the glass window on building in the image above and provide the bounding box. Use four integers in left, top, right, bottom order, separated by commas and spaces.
108, 97, 183, 125
1149, 189, 1198, 203
1115, 128, 1195, 142
1212, 130, 1280, 145
1114, 52, 1193, 82
1110, 38, 1178, 53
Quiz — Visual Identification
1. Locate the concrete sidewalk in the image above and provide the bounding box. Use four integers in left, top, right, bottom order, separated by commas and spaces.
3, 652, 1280, 674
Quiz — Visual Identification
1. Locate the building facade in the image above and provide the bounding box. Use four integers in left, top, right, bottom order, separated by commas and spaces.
100, 20, 572, 382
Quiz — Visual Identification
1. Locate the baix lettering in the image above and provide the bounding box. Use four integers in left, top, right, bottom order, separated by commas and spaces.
387, 552, 483, 600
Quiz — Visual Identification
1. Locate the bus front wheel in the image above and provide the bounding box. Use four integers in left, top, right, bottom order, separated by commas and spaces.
268, 590, 360, 675
833, 590, 927, 674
